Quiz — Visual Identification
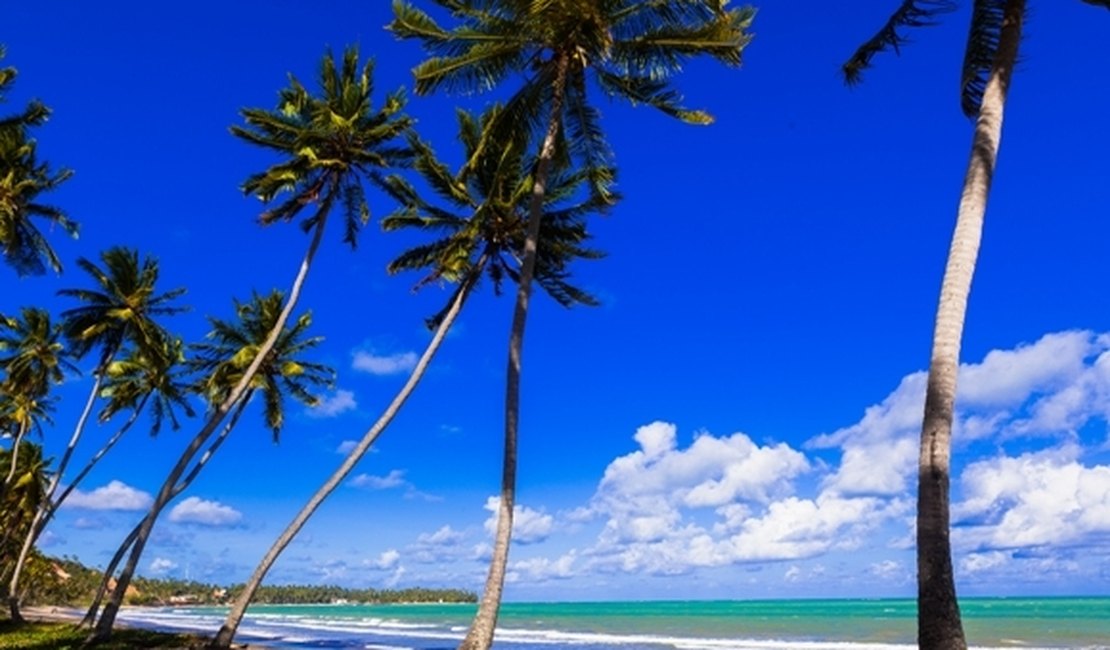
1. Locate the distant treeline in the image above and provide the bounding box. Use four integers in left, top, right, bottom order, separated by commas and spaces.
25, 555, 475, 607
230, 584, 477, 605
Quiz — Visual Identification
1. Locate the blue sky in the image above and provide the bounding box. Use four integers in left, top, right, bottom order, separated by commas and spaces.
4, 1, 1110, 601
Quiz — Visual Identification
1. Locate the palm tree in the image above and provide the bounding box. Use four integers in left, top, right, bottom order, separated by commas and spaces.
0, 442, 48, 589
0, 47, 75, 276
0, 307, 69, 497
90, 46, 409, 640
211, 105, 608, 648
390, 3, 753, 647
90, 291, 333, 640
4, 249, 186, 620
6, 333, 194, 621
841, 1, 1107, 647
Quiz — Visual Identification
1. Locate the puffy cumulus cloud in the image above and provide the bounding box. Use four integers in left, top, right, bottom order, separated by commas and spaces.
168, 497, 243, 526
507, 553, 579, 583
812, 331, 1110, 497
149, 557, 178, 575
570, 422, 906, 577
62, 480, 153, 511
308, 389, 357, 418
954, 446, 1110, 550
417, 525, 464, 546
365, 549, 401, 570
350, 469, 407, 490
484, 497, 554, 544
352, 349, 418, 375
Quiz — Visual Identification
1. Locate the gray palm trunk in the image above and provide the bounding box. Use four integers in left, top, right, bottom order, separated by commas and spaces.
459, 54, 569, 650
8, 364, 110, 621
917, 2, 1023, 649
211, 261, 485, 648
2, 420, 29, 493
80, 395, 249, 629
91, 208, 331, 641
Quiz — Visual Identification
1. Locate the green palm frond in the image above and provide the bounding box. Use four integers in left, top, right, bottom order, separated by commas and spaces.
386, 104, 611, 316
233, 46, 414, 250
842, 1, 957, 84
0, 307, 73, 399
57, 247, 187, 368
189, 291, 333, 441
0, 129, 75, 276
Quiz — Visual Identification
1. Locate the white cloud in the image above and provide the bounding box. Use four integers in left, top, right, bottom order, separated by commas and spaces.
308, 389, 357, 418
811, 331, 1110, 497
507, 553, 578, 583
954, 445, 1110, 550
417, 525, 465, 546
483, 497, 554, 544
149, 557, 178, 575
350, 469, 407, 490
336, 440, 358, 454
352, 349, 418, 375
63, 480, 153, 511
366, 549, 401, 570
168, 496, 243, 526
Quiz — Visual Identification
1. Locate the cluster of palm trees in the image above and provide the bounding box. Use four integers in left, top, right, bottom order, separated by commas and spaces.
5, 1, 1103, 650
3, 2, 753, 647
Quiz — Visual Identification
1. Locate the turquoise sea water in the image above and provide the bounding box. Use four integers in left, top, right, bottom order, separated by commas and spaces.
115, 598, 1110, 649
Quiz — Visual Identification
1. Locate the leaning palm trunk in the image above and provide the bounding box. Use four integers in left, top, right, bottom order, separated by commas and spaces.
2, 420, 29, 494
8, 366, 111, 621
917, 3, 1023, 649
211, 262, 485, 648
80, 396, 248, 629
459, 55, 569, 650
91, 208, 331, 641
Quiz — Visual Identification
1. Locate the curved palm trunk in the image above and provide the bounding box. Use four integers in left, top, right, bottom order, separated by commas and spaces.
211, 263, 485, 648
80, 396, 249, 630
917, 3, 1022, 649
91, 206, 331, 642
459, 55, 569, 650
9, 367, 113, 622
2, 420, 30, 494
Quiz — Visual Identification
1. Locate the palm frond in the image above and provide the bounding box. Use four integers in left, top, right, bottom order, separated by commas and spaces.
842, 1, 957, 84
959, 0, 1010, 117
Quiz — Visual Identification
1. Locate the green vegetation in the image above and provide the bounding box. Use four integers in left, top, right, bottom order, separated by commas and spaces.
0, 620, 207, 649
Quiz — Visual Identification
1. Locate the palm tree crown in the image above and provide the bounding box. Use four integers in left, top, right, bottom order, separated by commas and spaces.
384, 105, 608, 319
98, 332, 196, 436
390, 0, 754, 197
58, 247, 187, 370
189, 291, 334, 440
232, 46, 414, 247
0, 307, 73, 400
843, 0, 1110, 116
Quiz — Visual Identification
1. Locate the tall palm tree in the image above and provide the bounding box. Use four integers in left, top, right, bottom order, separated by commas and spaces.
0, 307, 69, 496
211, 105, 608, 648
4, 249, 186, 620
0, 47, 74, 277
91, 46, 409, 640
91, 291, 333, 640
390, 3, 753, 647
842, 1, 1107, 648
6, 332, 194, 621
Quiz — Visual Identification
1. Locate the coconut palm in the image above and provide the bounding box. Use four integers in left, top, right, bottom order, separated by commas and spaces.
390, 3, 752, 647
843, 1, 1107, 648
212, 105, 608, 648
0, 47, 74, 277
91, 46, 409, 640
0, 442, 48, 589
4, 249, 185, 620
91, 291, 333, 639
6, 332, 194, 621
0, 307, 69, 496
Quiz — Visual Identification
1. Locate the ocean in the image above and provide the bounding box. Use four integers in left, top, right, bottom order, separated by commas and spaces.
115, 598, 1110, 649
